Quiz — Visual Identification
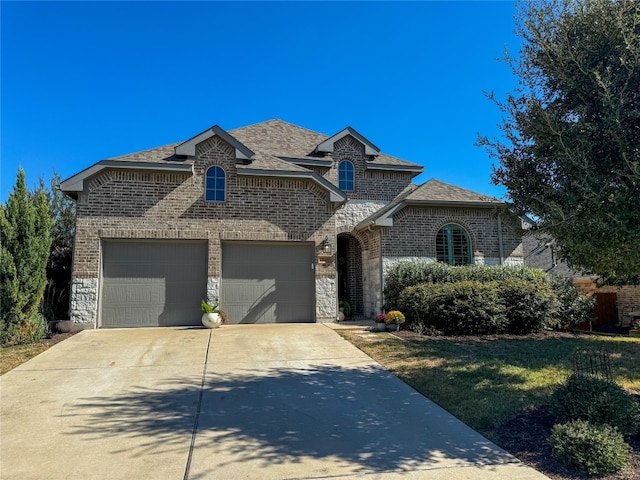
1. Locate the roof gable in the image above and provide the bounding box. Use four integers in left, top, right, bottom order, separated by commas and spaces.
314, 126, 381, 156
175, 125, 254, 160
357, 179, 504, 229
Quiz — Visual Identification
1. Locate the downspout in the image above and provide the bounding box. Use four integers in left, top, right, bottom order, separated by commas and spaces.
497, 214, 504, 265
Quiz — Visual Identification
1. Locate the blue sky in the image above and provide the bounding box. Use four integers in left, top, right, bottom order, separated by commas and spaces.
1, 1, 520, 203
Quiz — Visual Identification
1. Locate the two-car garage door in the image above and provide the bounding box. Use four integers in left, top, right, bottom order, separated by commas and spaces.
100, 240, 315, 327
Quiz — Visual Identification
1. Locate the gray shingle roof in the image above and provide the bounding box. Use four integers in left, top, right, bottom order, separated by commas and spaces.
108, 143, 182, 164
230, 119, 422, 170
406, 179, 502, 204
101, 118, 423, 173
356, 179, 504, 229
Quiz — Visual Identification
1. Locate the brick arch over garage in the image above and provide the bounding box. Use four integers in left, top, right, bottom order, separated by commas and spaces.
337, 232, 364, 317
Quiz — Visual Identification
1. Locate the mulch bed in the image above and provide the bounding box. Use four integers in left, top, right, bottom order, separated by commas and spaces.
491, 404, 640, 480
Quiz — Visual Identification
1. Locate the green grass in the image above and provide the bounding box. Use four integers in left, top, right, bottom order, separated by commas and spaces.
0, 332, 76, 375
340, 331, 640, 436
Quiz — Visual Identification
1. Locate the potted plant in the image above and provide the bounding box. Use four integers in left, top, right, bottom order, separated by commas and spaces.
374, 313, 387, 332
385, 310, 405, 331
201, 299, 222, 329
630, 318, 640, 337
338, 299, 353, 322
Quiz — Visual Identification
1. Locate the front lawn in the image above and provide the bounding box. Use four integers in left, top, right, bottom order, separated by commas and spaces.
340, 330, 640, 479
0, 332, 76, 375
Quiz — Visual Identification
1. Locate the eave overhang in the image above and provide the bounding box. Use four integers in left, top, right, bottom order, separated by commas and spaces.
175, 125, 255, 160
365, 163, 424, 173
59, 160, 194, 194
236, 167, 347, 203
356, 199, 503, 230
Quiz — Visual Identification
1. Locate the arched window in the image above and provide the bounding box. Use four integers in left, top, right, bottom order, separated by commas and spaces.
436, 224, 472, 266
338, 160, 354, 191
205, 166, 225, 202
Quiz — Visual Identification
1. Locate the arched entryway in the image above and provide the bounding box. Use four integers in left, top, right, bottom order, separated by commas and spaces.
337, 233, 363, 318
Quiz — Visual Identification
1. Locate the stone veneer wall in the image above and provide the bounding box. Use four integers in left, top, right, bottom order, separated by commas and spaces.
70, 278, 98, 327
381, 206, 523, 265
316, 277, 337, 320
335, 200, 388, 232
71, 136, 338, 327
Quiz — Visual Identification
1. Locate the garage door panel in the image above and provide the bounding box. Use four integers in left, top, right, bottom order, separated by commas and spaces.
221, 241, 315, 324
101, 241, 207, 328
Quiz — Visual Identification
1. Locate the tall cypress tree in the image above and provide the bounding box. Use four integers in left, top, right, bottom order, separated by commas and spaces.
0, 168, 54, 343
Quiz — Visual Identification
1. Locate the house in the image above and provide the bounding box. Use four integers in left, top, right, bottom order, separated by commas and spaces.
61, 119, 524, 328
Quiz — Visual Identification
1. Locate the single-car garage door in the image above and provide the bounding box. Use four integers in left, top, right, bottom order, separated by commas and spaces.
101, 240, 207, 328
221, 241, 315, 324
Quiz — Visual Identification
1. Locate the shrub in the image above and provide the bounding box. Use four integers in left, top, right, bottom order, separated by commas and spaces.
551, 374, 640, 437
399, 281, 508, 335
383, 261, 548, 310
0, 312, 48, 345
499, 278, 557, 333
549, 420, 630, 475
549, 277, 595, 329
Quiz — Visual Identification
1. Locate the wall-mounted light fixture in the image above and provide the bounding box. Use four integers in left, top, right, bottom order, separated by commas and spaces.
317, 236, 334, 265
322, 236, 332, 254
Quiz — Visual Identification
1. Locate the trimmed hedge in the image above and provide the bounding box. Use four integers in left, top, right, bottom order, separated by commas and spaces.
399, 281, 507, 335
385, 262, 594, 333
398, 278, 557, 335
551, 374, 640, 437
384, 262, 548, 311
549, 420, 630, 475
500, 278, 557, 334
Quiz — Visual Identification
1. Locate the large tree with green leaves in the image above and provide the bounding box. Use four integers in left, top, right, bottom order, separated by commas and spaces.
1, 168, 54, 343
479, 0, 640, 285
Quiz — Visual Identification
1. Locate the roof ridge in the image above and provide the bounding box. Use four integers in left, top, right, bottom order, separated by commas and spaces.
230, 118, 330, 139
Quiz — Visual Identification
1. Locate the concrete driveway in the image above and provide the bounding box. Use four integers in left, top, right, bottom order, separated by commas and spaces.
1, 324, 549, 479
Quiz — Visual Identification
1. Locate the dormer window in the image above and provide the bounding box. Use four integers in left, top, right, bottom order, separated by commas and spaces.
338, 160, 355, 191
205, 165, 226, 202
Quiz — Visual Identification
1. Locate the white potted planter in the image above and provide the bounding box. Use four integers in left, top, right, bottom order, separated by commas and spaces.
201, 312, 222, 329
201, 300, 222, 329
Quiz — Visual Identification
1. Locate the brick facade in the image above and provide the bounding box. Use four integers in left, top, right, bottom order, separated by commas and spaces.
65, 120, 524, 327
317, 135, 413, 202
381, 206, 523, 265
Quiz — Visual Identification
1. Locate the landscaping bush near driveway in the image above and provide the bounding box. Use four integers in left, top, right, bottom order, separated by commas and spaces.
384, 262, 547, 311
386, 262, 593, 335
398, 278, 557, 335
551, 374, 640, 437
549, 420, 631, 476
399, 281, 508, 335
